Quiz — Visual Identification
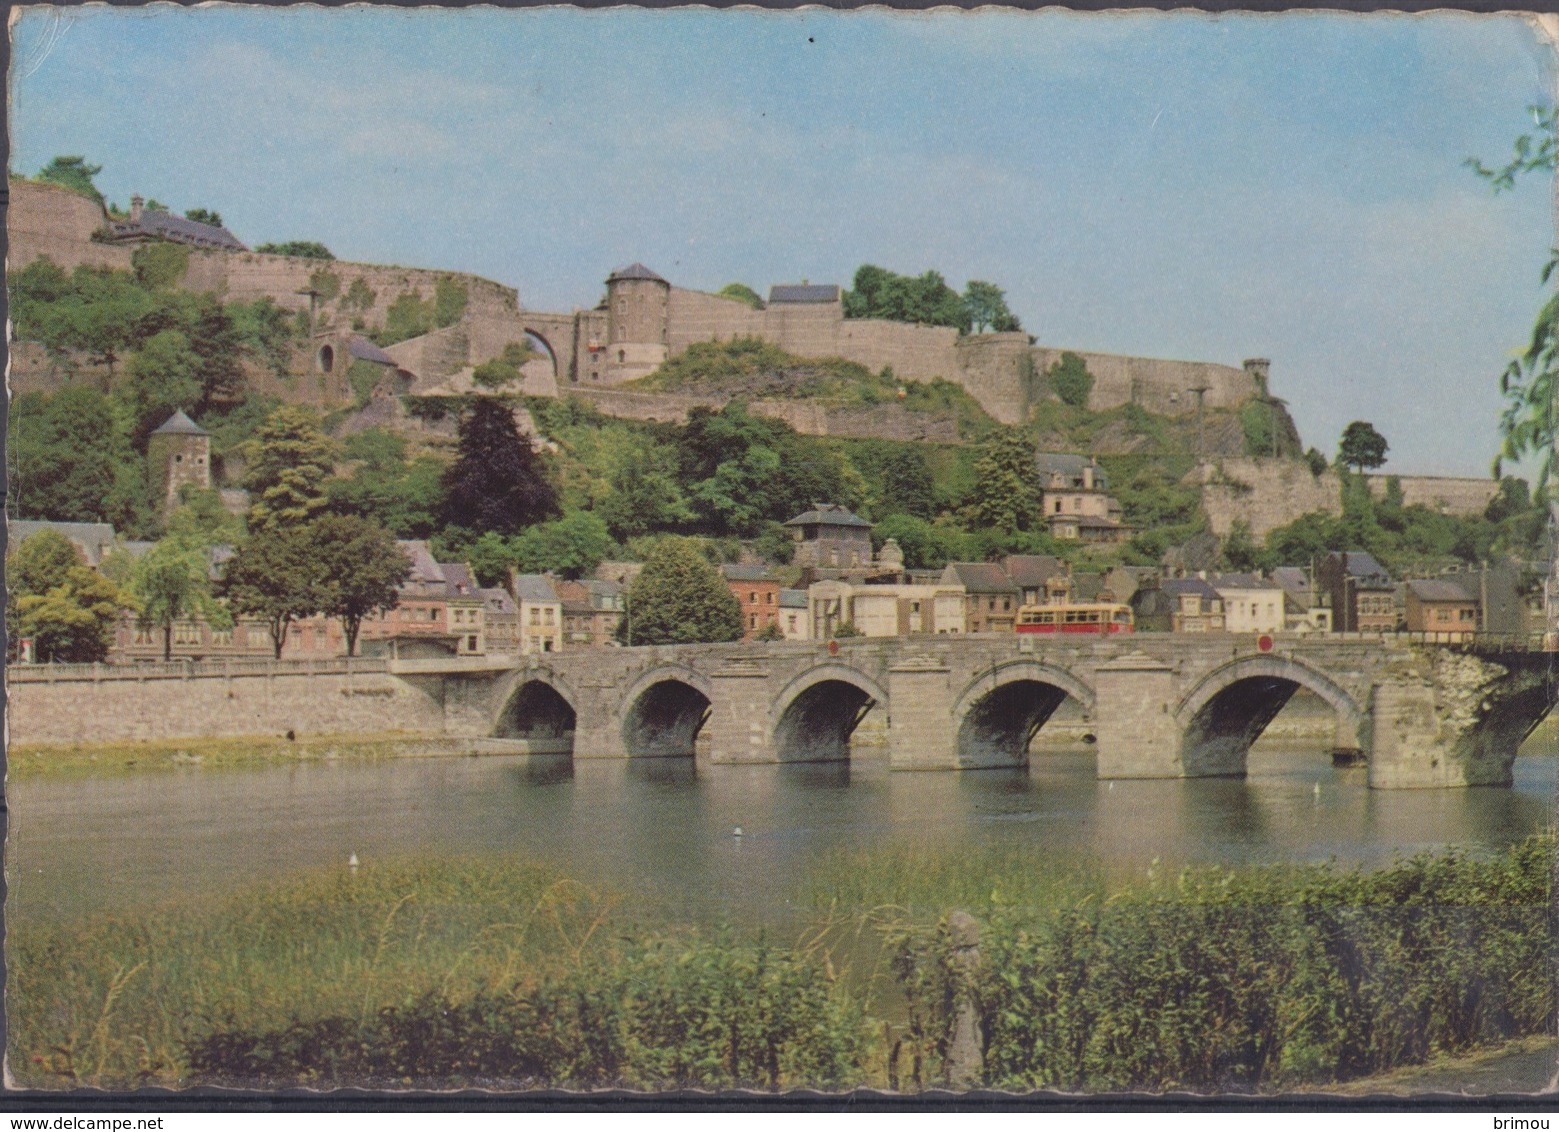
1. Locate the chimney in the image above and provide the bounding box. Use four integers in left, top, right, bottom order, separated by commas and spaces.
130, 195, 143, 223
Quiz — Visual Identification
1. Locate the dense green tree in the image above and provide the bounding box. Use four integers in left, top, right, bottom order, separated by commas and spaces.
228, 298, 299, 375
874, 447, 936, 519
717, 282, 764, 310
125, 329, 203, 442
690, 445, 784, 535
1048, 352, 1095, 409
621, 537, 744, 645
441, 398, 560, 536
1305, 447, 1330, 477
966, 431, 1041, 534
843, 265, 971, 333
1220, 520, 1261, 573
6, 387, 150, 531
308, 514, 410, 656
6, 530, 87, 653
131, 242, 191, 290
327, 432, 445, 539
35, 156, 103, 202
253, 241, 334, 260
1485, 476, 1532, 523
218, 525, 324, 658
1338, 421, 1389, 473
243, 407, 338, 532
600, 447, 695, 540
184, 207, 223, 227
129, 538, 230, 661
872, 513, 967, 570
510, 511, 617, 579
374, 290, 435, 346
963, 280, 1022, 334
17, 566, 136, 664
1469, 109, 1558, 486
343, 278, 377, 311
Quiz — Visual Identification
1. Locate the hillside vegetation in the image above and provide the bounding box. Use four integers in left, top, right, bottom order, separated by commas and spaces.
627, 338, 998, 438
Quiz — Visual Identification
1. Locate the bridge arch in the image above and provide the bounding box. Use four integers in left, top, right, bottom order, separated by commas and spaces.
619, 665, 714, 758
494, 668, 579, 749
1175, 654, 1364, 777
951, 661, 1097, 769
522, 328, 560, 379
771, 663, 890, 763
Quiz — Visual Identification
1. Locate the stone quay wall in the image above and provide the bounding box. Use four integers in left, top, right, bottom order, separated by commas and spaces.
7, 663, 446, 746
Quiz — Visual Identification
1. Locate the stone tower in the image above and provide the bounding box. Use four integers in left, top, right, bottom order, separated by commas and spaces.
604, 263, 670, 383
147, 409, 211, 515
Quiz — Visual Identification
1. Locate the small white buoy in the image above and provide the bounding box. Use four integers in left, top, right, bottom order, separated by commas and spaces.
348, 853, 360, 869
732, 827, 744, 838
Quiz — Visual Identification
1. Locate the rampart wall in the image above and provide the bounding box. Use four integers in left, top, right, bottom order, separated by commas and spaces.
1032, 347, 1256, 415
1193, 458, 1502, 539
573, 386, 959, 441
7, 180, 132, 272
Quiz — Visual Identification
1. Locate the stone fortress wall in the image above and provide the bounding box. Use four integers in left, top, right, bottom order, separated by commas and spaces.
8, 179, 1264, 432
1193, 458, 1502, 538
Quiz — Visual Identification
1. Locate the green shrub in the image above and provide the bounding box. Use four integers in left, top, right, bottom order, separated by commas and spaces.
890, 835, 1555, 1092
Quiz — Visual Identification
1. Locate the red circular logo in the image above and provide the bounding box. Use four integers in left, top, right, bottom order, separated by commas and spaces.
1257, 634, 1274, 653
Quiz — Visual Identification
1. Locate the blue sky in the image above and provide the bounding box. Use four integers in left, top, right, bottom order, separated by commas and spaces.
9, 6, 1556, 477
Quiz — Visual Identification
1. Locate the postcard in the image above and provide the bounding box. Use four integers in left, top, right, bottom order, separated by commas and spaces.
5, 2, 1557, 1100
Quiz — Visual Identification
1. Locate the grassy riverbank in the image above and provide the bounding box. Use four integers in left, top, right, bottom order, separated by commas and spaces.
5, 733, 461, 779
9, 834, 1552, 1092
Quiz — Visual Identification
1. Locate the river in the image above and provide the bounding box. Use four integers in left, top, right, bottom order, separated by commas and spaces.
8, 738, 1555, 927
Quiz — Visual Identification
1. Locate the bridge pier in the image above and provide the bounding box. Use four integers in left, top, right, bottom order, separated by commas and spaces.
1367, 654, 1553, 788
887, 658, 957, 770
705, 660, 777, 764
1093, 653, 1182, 778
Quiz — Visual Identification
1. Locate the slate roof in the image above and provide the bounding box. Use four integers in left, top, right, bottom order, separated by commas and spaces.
1003, 554, 1064, 588
1406, 578, 1478, 603
440, 563, 479, 597
784, 504, 872, 529
348, 336, 397, 366
480, 587, 517, 615
607, 263, 668, 285
779, 588, 808, 609
1162, 577, 1223, 604
151, 409, 209, 436
1035, 452, 1109, 490
1271, 566, 1310, 592
397, 540, 449, 593
768, 283, 841, 305
943, 562, 1020, 594
1211, 573, 1278, 591
512, 573, 561, 604
582, 579, 625, 610
1332, 550, 1394, 589
111, 209, 246, 251
722, 564, 775, 582
7, 520, 118, 566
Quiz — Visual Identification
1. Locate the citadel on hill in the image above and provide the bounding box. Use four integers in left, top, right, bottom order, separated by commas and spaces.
9, 176, 1263, 428
7, 174, 1501, 534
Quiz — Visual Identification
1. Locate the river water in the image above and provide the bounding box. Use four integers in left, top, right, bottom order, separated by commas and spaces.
8, 739, 1555, 927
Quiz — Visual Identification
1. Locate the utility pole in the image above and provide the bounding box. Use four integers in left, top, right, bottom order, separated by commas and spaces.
1189, 383, 1209, 462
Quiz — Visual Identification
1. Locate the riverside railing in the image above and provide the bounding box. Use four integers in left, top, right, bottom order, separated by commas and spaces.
7, 656, 390, 683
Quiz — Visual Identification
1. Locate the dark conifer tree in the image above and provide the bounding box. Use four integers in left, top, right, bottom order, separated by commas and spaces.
440, 398, 560, 535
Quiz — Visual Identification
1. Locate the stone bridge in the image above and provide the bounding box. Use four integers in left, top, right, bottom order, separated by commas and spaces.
407, 634, 1556, 789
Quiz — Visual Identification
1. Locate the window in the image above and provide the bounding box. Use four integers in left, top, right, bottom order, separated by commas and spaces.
543, 608, 554, 625
750, 614, 758, 629
530, 609, 540, 626
467, 635, 478, 651
428, 609, 438, 621
765, 592, 774, 605
618, 349, 626, 363
749, 592, 757, 604
987, 598, 996, 612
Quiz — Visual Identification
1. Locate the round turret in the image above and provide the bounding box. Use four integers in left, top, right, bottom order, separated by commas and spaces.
605, 263, 670, 348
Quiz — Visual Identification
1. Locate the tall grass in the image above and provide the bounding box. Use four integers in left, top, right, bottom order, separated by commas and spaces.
888, 834, 1556, 1092
11, 837, 1553, 1092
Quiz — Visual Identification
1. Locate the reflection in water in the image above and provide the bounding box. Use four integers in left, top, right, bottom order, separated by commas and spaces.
515, 755, 574, 787
9, 745, 1555, 927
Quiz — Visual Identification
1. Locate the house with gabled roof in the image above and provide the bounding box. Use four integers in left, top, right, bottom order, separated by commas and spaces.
941, 562, 1021, 632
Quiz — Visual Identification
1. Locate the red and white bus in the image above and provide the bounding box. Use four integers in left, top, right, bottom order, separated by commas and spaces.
1016, 602, 1135, 635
